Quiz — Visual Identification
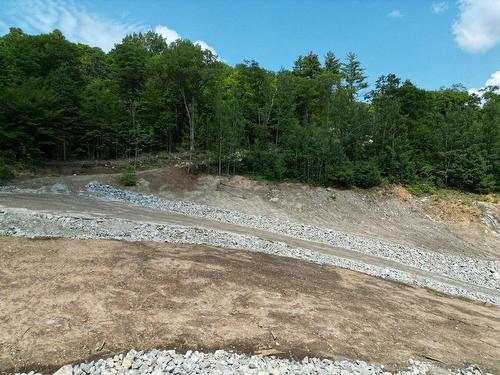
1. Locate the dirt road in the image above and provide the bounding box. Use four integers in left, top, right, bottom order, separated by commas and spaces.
1, 237, 499, 375
0, 192, 497, 301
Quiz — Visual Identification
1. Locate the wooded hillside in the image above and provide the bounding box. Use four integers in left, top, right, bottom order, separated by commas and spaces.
0, 28, 499, 192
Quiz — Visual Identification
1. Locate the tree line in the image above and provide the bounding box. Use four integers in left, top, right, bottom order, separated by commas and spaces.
0, 28, 499, 192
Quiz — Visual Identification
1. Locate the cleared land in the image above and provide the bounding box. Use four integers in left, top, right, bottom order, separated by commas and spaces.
0, 191, 498, 303
1, 163, 499, 374
10, 162, 500, 260
1, 237, 499, 375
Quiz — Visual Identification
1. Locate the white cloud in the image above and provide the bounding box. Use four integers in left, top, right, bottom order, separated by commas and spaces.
431, 1, 449, 14
195, 40, 218, 56
154, 25, 219, 57
4, 0, 219, 57
7, 0, 145, 51
468, 70, 500, 97
468, 88, 482, 96
154, 25, 180, 44
453, 0, 500, 53
388, 10, 403, 18
485, 70, 500, 87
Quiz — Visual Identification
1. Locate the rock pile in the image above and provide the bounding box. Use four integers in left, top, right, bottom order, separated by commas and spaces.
16, 349, 493, 375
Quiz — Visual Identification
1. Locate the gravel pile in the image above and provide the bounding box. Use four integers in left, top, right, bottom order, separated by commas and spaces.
82, 182, 500, 292
16, 349, 493, 375
1, 207, 498, 305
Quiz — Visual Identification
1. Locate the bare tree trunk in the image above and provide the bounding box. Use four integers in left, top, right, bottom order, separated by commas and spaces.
275, 116, 280, 146
131, 99, 138, 164
190, 101, 195, 152
180, 88, 195, 152
218, 116, 223, 175
264, 84, 277, 127
63, 136, 66, 161
218, 136, 222, 175
325, 96, 331, 127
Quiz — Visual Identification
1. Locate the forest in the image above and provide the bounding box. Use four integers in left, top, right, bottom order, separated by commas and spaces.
0, 28, 499, 192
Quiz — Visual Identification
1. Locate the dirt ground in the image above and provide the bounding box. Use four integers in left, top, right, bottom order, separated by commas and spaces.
1, 237, 499, 375
0, 192, 495, 298
9, 162, 500, 260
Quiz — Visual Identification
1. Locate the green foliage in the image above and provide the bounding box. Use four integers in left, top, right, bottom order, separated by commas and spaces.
326, 162, 355, 186
293, 52, 321, 78
342, 52, 368, 100
0, 27, 498, 193
120, 164, 138, 186
406, 183, 436, 197
353, 160, 382, 188
0, 158, 13, 181
243, 149, 287, 180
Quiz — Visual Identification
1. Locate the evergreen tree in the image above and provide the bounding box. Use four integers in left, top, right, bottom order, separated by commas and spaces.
341, 52, 368, 100
0, 28, 497, 193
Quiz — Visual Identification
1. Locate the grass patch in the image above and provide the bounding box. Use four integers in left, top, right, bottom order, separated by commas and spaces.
120, 164, 138, 186
405, 183, 436, 197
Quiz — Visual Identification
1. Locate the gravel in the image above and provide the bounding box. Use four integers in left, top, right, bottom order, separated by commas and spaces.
81, 182, 500, 292
0, 182, 70, 194
16, 348, 493, 375
0, 207, 498, 305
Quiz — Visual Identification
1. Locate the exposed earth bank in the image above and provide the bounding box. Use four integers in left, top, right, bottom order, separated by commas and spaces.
9, 162, 500, 259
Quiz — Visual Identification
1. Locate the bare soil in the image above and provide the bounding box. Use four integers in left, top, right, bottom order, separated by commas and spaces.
9, 162, 500, 260
1, 237, 499, 375
0, 192, 496, 298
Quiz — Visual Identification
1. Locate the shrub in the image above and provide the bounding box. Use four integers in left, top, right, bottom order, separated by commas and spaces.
325, 162, 354, 186
406, 182, 436, 197
0, 158, 13, 182
243, 149, 287, 180
120, 164, 138, 186
353, 160, 382, 188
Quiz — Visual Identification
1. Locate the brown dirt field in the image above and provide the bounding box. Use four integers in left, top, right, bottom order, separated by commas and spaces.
1, 237, 499, 374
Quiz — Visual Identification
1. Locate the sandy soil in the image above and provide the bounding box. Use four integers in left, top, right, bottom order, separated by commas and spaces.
9, 163, 500, 260
1, 237, 499, 375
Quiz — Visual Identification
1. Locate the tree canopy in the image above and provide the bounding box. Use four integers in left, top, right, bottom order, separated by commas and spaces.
0, 28, 499, 192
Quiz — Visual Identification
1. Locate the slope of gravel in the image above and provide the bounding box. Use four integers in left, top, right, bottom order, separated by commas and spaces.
17, 349, 492, 375
81, 182, 500, 292
0, 207, 498, 305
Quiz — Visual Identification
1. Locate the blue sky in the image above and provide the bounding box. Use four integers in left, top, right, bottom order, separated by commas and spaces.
1, 0, 499, 92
